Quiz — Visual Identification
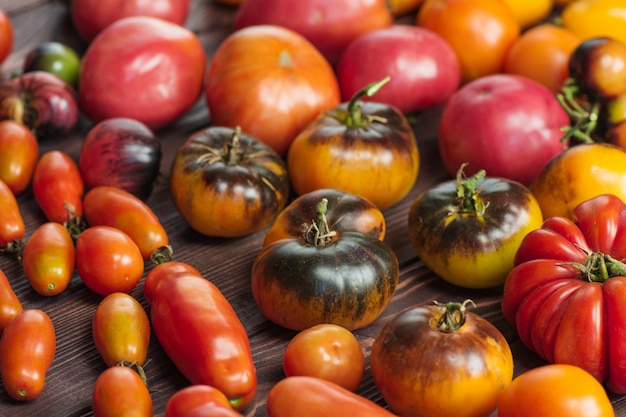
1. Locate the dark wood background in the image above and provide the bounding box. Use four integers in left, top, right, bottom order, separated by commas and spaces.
0, 0, 624, 416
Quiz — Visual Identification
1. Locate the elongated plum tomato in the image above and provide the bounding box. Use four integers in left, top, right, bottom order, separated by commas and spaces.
165, 385, 233, 417
0, 178, 25, 252
0, 9, 13, 66
0, 120, 38, 195
91, 366, 153, 417
0, 268, 22, 332
143, 261, 201, 305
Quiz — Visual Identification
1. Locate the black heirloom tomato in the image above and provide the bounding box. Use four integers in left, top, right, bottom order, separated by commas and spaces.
170, 126, 290, 238
407, 166, 543, 288
251, 193, 399, 331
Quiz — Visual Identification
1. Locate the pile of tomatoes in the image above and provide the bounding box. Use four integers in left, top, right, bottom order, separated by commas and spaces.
1, 0, 626, 416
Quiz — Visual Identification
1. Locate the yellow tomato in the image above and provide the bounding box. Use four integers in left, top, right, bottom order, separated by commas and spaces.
387, 0, 425, 16
501, 0, 553, 28
531, 143, 626, 220
561, 0, 626, 44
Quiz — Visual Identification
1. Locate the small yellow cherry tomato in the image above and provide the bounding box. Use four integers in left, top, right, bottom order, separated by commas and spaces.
501, 0, 553, 28
561, 0, 626, 44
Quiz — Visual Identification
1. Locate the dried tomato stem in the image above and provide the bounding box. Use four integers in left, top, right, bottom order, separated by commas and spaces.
301, 198, 337, 246
435, 299, 476, 333
454, 163, 488, 215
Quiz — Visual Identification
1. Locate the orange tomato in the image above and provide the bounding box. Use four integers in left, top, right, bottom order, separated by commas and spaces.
416, 0, 520, 83
165, 385, 233, 417
92, 366, 153, 417
0, 178, 25, 251
0, 9, 13, 65
0, 268, 22, 332
504, 24, 582, 93
501, 0, 553, 28
561, 0, 626, 45
387, 0, 425, 15
0, 120, 39, 195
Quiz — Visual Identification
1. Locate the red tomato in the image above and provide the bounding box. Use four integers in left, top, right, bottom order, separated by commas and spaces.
0, 309, 56, 401
165, 385, 233, 417
75, 225, 144, 296
0, 178, 25, 252
143, 260, 201, 305
92, 292, 150, 367
21, 222, 75, 296
0, 120, 38, 195
79, 16, 206, 131
417, 0, 520, 83
205, 25, 340, 156
0, 268, 22, 332
184, 404, 244, 417
283, 324, 365, 391
32, 150, 84, 225
0, 9, 13, 65
497, 364, 614, 417
91, 366, 153, 417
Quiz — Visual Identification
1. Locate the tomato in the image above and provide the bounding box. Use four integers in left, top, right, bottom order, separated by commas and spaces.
531, 143, 626, 220
251, 193, 399, 331
165, 385, 234, 417
21, 222, 75, 296
23, 41, 81, 88
205, 25, 340, 156
266, 376, 397, 417
184, 404, 244, 417
498, 364, 614, 417
438, 74, 570, 186
283, 324, 364, 391
79, 16, 206, 131
32, 150, 84, 226
287, 79, 420, 210
0, 178, 25, 253
561, 0, 626, 45
233, 0, 392, 65
502, 194, 626, 393
500, 0, 552, 29
416, 0, 520, 83
92, 292, 150, 368
0, 120, 38, 195
263, 188, 385, 247
607, 120, 626, 148
386, 0, 425, 16
91, 366, 153, 417
0, 309, 56, 401
83, 186, 170, 261
143, 260, 201, 305
408, 167, 543, 289
0, 9, 13, 65
370, 300, 514, 417
170, 126, 290, 238
504, 24, 582, 93
146, 271, 257, 410
75, 225, 144, 296
0, 268, 22, 332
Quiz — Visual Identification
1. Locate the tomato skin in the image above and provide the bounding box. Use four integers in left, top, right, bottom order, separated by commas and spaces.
0, 9, 13, 65
283, 324, 365, 391
500, 0, 552, 28
23, 41, 81, 88
75, 225, 144, 296
0, 120, 39, 195
148, 272, 257, 410
92, 292, 150, 367
143, 261, 201, 305
370, 301, 513, 417
0, 178, 25, 250
497, 364, 614, 417
0, 268, 22, 332
83, 186, 169, 261
165, 385, 234, 417
22, 222, 75, 296
0, 309, 56, 401
32, 150, 84, 224
91, 366, 153, 417
267, 376, 397, 417
561, 0, 626, 45
184, 404, 244, 417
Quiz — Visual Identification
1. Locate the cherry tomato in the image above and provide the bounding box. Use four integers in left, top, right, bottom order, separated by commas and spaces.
561, 0, 626, 45
165, 385, 233, 417
500, 0, 552, 29
0, 178, 25, 253
92, 292, 150, 368
416, 0, 520, 83
32, 150, 84, 225
283, 324, 364, 391
0, 120, 38, 195
0, 268, 22, 332
370, 300, 514, 417
0, 309, 56, 401
504, 24, 582, 93
23, 41, 81, 88
143, 260, 201, 305
83, 186, 169, 261
0, 9, 13, 65
91, 366, 153, 417
75, 225, 144, 296
21, 222, 75, 296
497, 364, 614, 417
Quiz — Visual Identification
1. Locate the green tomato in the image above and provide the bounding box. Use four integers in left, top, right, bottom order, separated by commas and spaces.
23, 42, 80, 88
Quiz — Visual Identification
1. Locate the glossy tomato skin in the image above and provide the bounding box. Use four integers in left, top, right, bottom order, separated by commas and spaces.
370, 302, 514, 417
147, 272, 257, 410
263, 188, 385, 247
22, 222, 75, 296
92, 292, 150, 367
497, 364, 614, 417
561, 0, 626, 45
75, 225, 144, 296
0, 9, 13, 65
267, 376, 398, 417
142, 260, 201, 305
283, 324, 364, 391
501, 0, 552, 29
32, 150, 84, 224
287, 100, 420, 210
23, 42, 81, 88
165, 385, 234, 417
205, 25, 340, 156
170, 126, 290, 238
0, 178, 25, 251
79, 17, 206, 131
0, 309, 56, 401
234, 0, 392, 65
0, 268, 22, 332
0, 120, 38, 195
91, 366, 153, 417
408, 173, 544, 288
83, 186, 169, 261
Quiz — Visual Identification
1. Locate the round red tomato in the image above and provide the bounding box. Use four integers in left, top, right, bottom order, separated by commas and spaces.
0, 120, 38, 195
205, 25, 340, 156
79, 16, 206, 131
92, 366, 152, 417
0, 9, 13, 65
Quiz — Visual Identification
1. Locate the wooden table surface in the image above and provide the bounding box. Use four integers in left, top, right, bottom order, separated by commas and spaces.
1, 1, 625, 416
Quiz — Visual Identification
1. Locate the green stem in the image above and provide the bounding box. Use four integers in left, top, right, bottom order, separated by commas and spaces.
434, 299, 475, 333
455, 163, 488, 215
344, 76, 391, 128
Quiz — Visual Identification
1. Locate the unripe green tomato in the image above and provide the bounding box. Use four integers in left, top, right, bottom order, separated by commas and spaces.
23, 42, 81, 88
